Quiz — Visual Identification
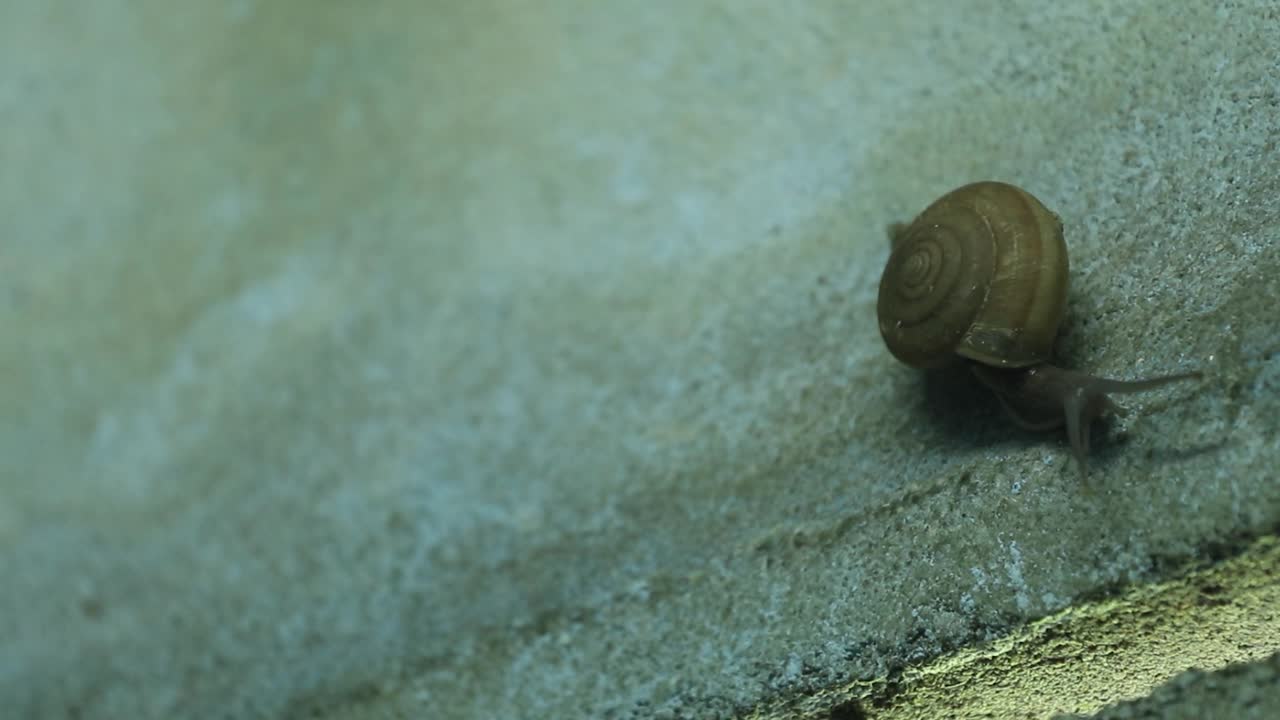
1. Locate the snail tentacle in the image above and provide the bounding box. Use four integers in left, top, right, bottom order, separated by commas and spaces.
970, 364, 1202, 479
1063, 388, 1090, 478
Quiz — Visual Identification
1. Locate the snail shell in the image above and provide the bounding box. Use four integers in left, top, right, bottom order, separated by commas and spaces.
877, 181, 1069, 369
876, 180, 1201, 479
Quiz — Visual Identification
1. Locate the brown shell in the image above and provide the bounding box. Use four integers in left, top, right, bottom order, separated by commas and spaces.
877, 181, 1069, 369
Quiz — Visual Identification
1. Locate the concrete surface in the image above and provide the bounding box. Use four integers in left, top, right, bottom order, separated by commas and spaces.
759, 533, 1279, 719
1, 1, 1277, 719
1064, 650, 1280, 720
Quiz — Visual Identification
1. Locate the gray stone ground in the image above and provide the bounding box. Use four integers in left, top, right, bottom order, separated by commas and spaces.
1, 2, 1277, 719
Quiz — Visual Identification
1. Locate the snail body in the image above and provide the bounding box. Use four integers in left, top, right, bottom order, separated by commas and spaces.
877, 181, 1199, 477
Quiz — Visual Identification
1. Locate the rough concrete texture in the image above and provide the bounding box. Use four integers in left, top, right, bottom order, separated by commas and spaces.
759, 533, 1279, 719
1063, 650, 1280, 720
1, 1, 1277, 719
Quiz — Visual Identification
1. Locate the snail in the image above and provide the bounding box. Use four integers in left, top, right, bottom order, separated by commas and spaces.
877, 181, 1200, 478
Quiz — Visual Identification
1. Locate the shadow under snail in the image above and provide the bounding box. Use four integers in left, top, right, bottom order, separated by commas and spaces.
876, 181, 1200, 478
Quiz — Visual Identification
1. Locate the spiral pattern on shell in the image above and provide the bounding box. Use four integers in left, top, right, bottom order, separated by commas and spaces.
877, 181, 1069, 369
